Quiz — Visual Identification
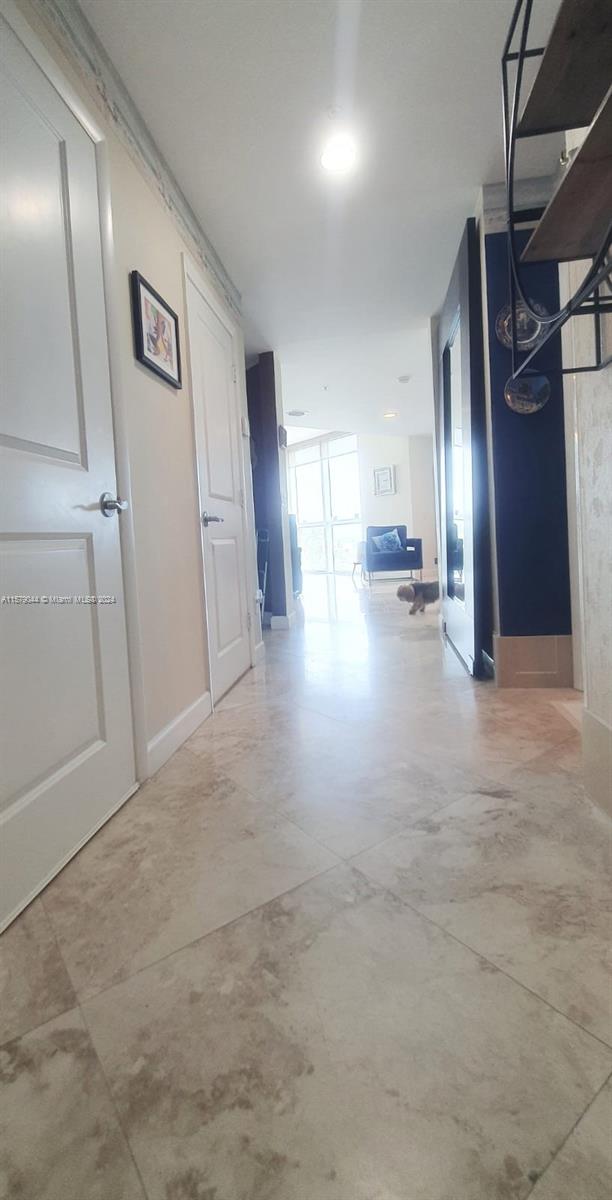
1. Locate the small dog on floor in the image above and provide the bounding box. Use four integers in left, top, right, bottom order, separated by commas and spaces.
397, 580, 440, 614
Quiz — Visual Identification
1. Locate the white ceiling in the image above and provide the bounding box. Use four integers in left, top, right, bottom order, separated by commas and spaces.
279, 327, 434, 436
79, 0, 560, 432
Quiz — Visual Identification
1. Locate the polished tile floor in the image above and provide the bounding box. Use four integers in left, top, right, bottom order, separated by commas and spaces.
2, 580, 611, 1199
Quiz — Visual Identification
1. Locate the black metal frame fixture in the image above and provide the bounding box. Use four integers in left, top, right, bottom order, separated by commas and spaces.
502, 0, 612, 379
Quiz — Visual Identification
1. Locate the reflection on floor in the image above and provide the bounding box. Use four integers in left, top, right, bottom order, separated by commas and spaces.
1, 582, 611, 1200
299, 571, 366, 624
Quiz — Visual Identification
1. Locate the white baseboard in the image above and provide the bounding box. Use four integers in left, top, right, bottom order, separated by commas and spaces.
252, 639, 266, 664
147, 691, 212, 777
270, 610, 296, 630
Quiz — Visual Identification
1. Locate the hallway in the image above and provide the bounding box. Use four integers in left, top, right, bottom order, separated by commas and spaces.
1, 587, 611, 1200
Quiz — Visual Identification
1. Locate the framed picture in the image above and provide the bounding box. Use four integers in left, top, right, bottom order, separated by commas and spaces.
373, 466, 396, 496
130, 270, 182, 388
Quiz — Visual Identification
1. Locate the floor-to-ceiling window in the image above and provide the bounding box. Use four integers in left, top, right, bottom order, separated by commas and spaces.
288, 435, 361, 575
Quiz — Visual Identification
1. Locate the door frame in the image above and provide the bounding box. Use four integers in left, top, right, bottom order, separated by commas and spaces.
1, 0, 147, 779
435, 217, 491, 677
182, 252, 264, 699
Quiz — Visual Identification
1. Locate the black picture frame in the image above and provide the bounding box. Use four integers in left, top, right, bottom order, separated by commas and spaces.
130, 270, 182, 389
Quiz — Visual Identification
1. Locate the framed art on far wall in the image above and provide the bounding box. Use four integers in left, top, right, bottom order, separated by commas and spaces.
130, 270, 182, 388
373, 466, 396, 496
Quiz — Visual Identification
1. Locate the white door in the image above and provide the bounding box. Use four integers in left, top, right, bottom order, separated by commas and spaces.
0, 18, 135, 929
186, 275, 251, 702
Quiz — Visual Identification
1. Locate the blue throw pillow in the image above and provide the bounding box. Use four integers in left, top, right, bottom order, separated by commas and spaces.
372, 528, 402, 552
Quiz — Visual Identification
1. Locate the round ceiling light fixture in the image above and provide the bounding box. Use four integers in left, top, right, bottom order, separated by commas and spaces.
320, 130, 358, 174
397, 374, 411, 384
287, 409, 307, 417
383, 410, 398, 419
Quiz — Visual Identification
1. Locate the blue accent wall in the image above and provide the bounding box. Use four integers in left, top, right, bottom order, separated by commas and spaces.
485, 230, 571, 638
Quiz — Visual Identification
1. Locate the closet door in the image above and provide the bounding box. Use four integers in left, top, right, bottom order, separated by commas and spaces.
0, 15, 135, 929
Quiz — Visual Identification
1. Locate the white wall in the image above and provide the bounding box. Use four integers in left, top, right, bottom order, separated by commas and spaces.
357, 433, 437, 572
408, 436, 437, 572
562, 131, 612, 816
564, 278, 611, 816
357, 434, 414, 532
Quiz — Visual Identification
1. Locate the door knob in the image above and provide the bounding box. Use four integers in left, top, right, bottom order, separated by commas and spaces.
100, 492, 128, 517
202, 511, 224, 527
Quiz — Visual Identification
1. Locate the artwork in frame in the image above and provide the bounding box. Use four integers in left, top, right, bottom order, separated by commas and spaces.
130, 270, 182, 388
373, 466, 396, 496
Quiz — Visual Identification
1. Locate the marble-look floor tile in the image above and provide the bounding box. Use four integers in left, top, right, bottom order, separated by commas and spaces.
0, 898, 76, 1045
0, 1009, 144, 1199
190, 687, 530, 859
83, 866, 612, 1200
519, 733, 582, 780
354, 766, 612, 1043
43, 749, 338, 1001
272, 748, 500, 857
528, 1077, 612, 1199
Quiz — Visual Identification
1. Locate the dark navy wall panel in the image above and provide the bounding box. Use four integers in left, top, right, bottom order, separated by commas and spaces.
485, 230, 571, 638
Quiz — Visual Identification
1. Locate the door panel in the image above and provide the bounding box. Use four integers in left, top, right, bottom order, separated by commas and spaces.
186, 275, 251, 702
435, 219, 491, 676
211, 538, 243, 652
0, 18, 135, 928
1, 74, 86, 461
0, 536, 104, 810
200, 319, 235, 501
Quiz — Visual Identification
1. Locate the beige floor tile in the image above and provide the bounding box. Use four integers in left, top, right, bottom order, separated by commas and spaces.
354, 764, 612, 1043
0, 898, 76, 1045
189, 694, 504, 857
0, 1009, 144, 1199
4, 578, 608, 1199
528, 1078, 612, 1199
272, 746, 499, 857
43, 749, 338, 1001
83, 866, 612, 1200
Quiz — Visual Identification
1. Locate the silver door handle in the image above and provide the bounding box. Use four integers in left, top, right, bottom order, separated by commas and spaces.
100, 492, 128, 517
202, 511, 224, 527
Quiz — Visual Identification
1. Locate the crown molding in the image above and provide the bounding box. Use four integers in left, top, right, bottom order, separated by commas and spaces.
36, 0, 241, 315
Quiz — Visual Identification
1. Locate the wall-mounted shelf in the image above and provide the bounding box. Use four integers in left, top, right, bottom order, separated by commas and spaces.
522, 87, 612, 261
502, 0, 612, 380
518, 0, 612, 136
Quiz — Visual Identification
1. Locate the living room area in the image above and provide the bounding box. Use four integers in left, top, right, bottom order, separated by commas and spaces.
285, 422, 438, 624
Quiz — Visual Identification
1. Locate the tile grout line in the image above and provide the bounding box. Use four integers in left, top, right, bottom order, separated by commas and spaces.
36, 845, 612, 1066
182, 733, 494, 867
347, 863, 612, 1056
4, 892, 172, 1200
178, 742, 350, 861
523, 1067, 612, 1197
37, 862, 343, 1017
30, 688, 592, 1054
78, 997, 150, 1200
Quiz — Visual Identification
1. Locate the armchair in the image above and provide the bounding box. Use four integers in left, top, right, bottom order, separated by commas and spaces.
365, 526, 423, 582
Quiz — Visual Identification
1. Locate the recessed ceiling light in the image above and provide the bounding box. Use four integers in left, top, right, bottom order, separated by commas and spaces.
383, 411, 398, 419
320, 131, 358, 174
397, 374, 411, 384
287, 409, 307, 417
